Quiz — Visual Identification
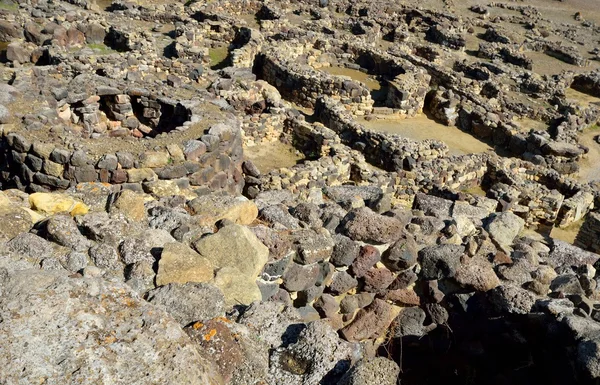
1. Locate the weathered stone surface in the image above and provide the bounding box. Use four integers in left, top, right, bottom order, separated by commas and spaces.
489, 284, 536, 314
29, 192, 89, 216
291, 229, 334, 264
455, 255, 500, 291
192, 224, 268, 305
341, 207, 404, 244
352, 245, 381, 278
391, 307, 426, 337
188, 193, 258, 226
418, 244, 464, 280
156, 242, 213, 286
282, 261, 320, 292
45, 214, 92, 252
331, 234, 361, 267
186, 317, 269, 384
0, 205, 33, 242
337, 357, 400, 385
147, 282, 225, 326
0, 270, 222, 385
548, 240, 599, 268
269, 320, 356, 384
484, 212, 524, 248
110, 189, 147, 222
340, 299, 394, 341
329, 270, 358, 294
382, 232, 418, 271
413, 193, 453, 218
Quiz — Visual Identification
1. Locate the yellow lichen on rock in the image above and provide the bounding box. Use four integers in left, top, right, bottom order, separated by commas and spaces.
29, 192, 90, 216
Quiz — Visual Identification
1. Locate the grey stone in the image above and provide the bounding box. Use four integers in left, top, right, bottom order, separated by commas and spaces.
89, 243, 121, 270
331, 234, 360, 267
0, 104, 9, 124
548, 240, 599, 268
337, 357, 400, 385
484, 212, 525, 248
238, 301, 303, 349
291, 229, 334, 264
489, 284, 536, 314
147, 282, 225, 326
97, 154, 118, 170
260, 205, 301, 229
50, 149, 71, 164
0, 270, 219, 384
341, 207, 404, 244
418, 244, 464, 280
382, 232, 418, 271
413, 193, 453, 218
269, 320, 356, 384
45, 214, 91, 252
329, 270, 358, 295
282, 261, 320, 292
391, 307, 426, 337
65, 251, 88, 272
119, 238, 154, 265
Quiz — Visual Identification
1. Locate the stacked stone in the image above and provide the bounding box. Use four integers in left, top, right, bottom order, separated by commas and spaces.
72, 95, 102, 137
425, 23, 466, 51
255, 41, 374, 114
575, 212, 600, 252
484, 156, 591, 227
285, 116, 341, 158
0, 122, 245, 195
386, 72, 431, 115
242, 112, 286, 146
527, 40, 587, 67
571, 71, 600, 98
315, 96, 448, 171
230, 27, 264, 68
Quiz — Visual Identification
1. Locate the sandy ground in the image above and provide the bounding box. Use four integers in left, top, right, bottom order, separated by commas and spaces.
244, 141, 305, 173
359, 115, 494, 156
320, 66, 383, 91
577, 128, 600, 183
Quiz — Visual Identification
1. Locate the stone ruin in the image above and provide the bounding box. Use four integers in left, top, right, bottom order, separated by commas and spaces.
2, 0, 600, 383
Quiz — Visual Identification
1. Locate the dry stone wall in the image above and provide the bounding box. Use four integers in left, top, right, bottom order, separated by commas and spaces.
0, 123, 244, 195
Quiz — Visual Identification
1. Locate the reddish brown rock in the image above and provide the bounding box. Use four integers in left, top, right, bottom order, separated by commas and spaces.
352, 245, 381, 278
186, 317, 268, 383
455, 256, 500, 292
385, 287, 421, 306
363, 267, 396, 294
340, 299, 394, 342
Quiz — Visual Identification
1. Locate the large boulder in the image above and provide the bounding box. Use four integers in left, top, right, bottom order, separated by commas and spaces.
156, 242, 214, 286
337, 357, 400, 385
147, 282, 225, 326
269, 320, 358, 384
29, 192, 89, 216
340, 207, 404, 244
0, 269, 223, 384
187, 194, 258, 226
192, 224, 268, 305
484, 212, 524, 248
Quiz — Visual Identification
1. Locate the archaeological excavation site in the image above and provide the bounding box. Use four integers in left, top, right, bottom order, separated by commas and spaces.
3, 0, 600, 383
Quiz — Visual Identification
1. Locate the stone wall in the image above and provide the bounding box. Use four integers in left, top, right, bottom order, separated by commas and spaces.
485, 156, 591, 226
314, 96, 447, 171
0, 123, 244, 195
576, 212, 600, 253
254, 41, 374, 114
230, 27, 263, 68
571, 72, 600, 98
